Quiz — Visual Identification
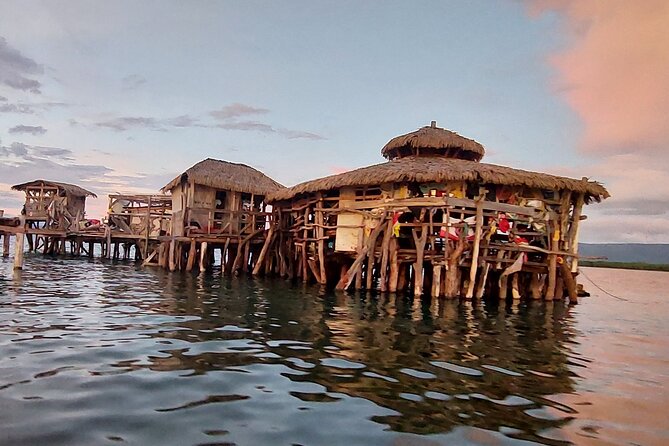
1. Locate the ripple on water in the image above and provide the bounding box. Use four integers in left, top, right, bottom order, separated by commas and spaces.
430, 361, 484, 377
320, 358, 366, 370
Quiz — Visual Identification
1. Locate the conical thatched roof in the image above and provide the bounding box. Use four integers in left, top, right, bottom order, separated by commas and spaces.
162, 158, 284, 195
268, 156, 609, 203
12, 180, 97, 198
381, 121, 485, 161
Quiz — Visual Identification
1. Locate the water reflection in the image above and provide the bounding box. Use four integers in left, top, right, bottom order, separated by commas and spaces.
1, 256, 664, 445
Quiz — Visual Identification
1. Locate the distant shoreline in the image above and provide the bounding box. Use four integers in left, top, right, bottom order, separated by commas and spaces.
580, 261, 669, 272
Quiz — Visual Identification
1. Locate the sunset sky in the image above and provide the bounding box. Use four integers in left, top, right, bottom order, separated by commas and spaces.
1, 0, 668, 243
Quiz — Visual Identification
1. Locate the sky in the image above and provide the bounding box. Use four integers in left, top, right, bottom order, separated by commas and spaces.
0, 0, 668, 243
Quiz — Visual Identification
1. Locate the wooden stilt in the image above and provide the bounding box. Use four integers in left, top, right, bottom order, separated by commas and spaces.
199, 242, 208, 271
475, 261, 490, 299
412, 225, 428, 297
379, 220, 393, 292
13, 232, 25, 270
560, 260, 579, 304
388, 237, 399, 292
431, 263, 442, 298
511, 273, 521, 299
336, 216, 386, 291
252, 225, 275, 276
186, 240, 197, 271
465, 200, 484, 298
2, 233, 9, 257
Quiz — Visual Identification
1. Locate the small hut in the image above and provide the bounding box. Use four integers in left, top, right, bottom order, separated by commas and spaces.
161, 158, 283, 238
12, 179, 96, 231
262, 122, 609, 302
158, 158, 283, 273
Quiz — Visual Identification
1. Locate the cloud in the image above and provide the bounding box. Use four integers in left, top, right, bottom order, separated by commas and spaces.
529, 0, 669, 155
277, 129, 326, 140
0, 36, 43, 94
121, 74, 147, 90
210, 103, 269, 120
94, 116, 161, 131
0, 95, 6, 101
8, 124, 47, 135
215, 120, 274, 133
0, 100, 69, 114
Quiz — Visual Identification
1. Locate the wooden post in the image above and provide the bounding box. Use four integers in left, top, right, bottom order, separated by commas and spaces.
444, 240, 466, 298
431, 263, 442, 298
530, 273, 543, 299
186, 240, 197, 271
168, 239, 176, 271
569, 193, 585, 272
13, 217, 26, 269
474, 261, 490, 299
389, 237, 399, 293
397, 263, 408, 292
252, 224, 275, 276
465, 199, 484, 298
412, 225, 428, 297
13, 232, 25, 269
511, 273, 521, 299
316, 194, 327, 284
336, 216, 386, 291
560, 260, 579, 304
2, 233, 9, 257
379, 220, 393, 292
199, 242, 208, 271
221, 238, 231, 274
88, 241, 94, 258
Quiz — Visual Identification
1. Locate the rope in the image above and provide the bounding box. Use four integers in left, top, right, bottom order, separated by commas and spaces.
578, 268, 629, 301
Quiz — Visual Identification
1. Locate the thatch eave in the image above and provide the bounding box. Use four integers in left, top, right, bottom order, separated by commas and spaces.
381, 123, 485, 161
161, 158, 284, 196
11, 180, 97, 198
267, 156, 609, 203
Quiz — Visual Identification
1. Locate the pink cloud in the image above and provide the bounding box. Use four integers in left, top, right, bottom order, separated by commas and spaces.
530, 0, 669, 155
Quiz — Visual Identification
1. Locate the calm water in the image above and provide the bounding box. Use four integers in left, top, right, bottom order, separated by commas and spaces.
1, 255, 668, 446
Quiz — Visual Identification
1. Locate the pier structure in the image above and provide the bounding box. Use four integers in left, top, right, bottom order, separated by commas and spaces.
0, 180, 173, 267
256, 122, 609, 302
155, 158, 283, 274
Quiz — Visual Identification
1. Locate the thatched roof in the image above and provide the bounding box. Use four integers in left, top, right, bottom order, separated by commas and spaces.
381, 122, 485, 161
162, 158, 284, 195
12, 180, 97, 198
268, 155, 609, 202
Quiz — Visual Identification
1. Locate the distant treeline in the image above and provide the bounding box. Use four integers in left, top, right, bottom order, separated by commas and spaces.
580, 260, 669, 272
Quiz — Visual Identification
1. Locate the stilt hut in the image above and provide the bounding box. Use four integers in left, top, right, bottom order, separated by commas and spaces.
159, 158, 283, 273
11, 179, 96, 231
262, 122, 609, 302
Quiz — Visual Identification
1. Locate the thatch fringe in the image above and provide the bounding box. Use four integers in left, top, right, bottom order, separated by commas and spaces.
162, 158, 284, 195
12, 180, 97, 198
268, 155, 609, 202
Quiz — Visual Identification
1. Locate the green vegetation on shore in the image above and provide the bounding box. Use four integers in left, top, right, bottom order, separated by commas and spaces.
580, 260, 669, 272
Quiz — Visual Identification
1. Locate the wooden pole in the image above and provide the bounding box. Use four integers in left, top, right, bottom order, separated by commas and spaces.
199, 241, 208, 272
13, 232, 25, 269
186, 239, 197, 271
569, 193, 585, 272
316, 194, 327, 284
336, 216, 386, 291
431, 263, 442, 298
465, 200, 484, 298
388, 237, 399, 293
474, 261, 490, 299
412, 225, 428, 297
379, 219, 393, 292
252, 224, 275, 276
2, 233, 9, 257
560, 260, 579, 304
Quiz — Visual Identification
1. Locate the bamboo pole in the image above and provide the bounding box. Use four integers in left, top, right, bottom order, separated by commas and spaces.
465, 200, 484, 298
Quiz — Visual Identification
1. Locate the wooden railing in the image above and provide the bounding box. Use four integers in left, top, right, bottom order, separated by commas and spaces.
186, 208, 272, 237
